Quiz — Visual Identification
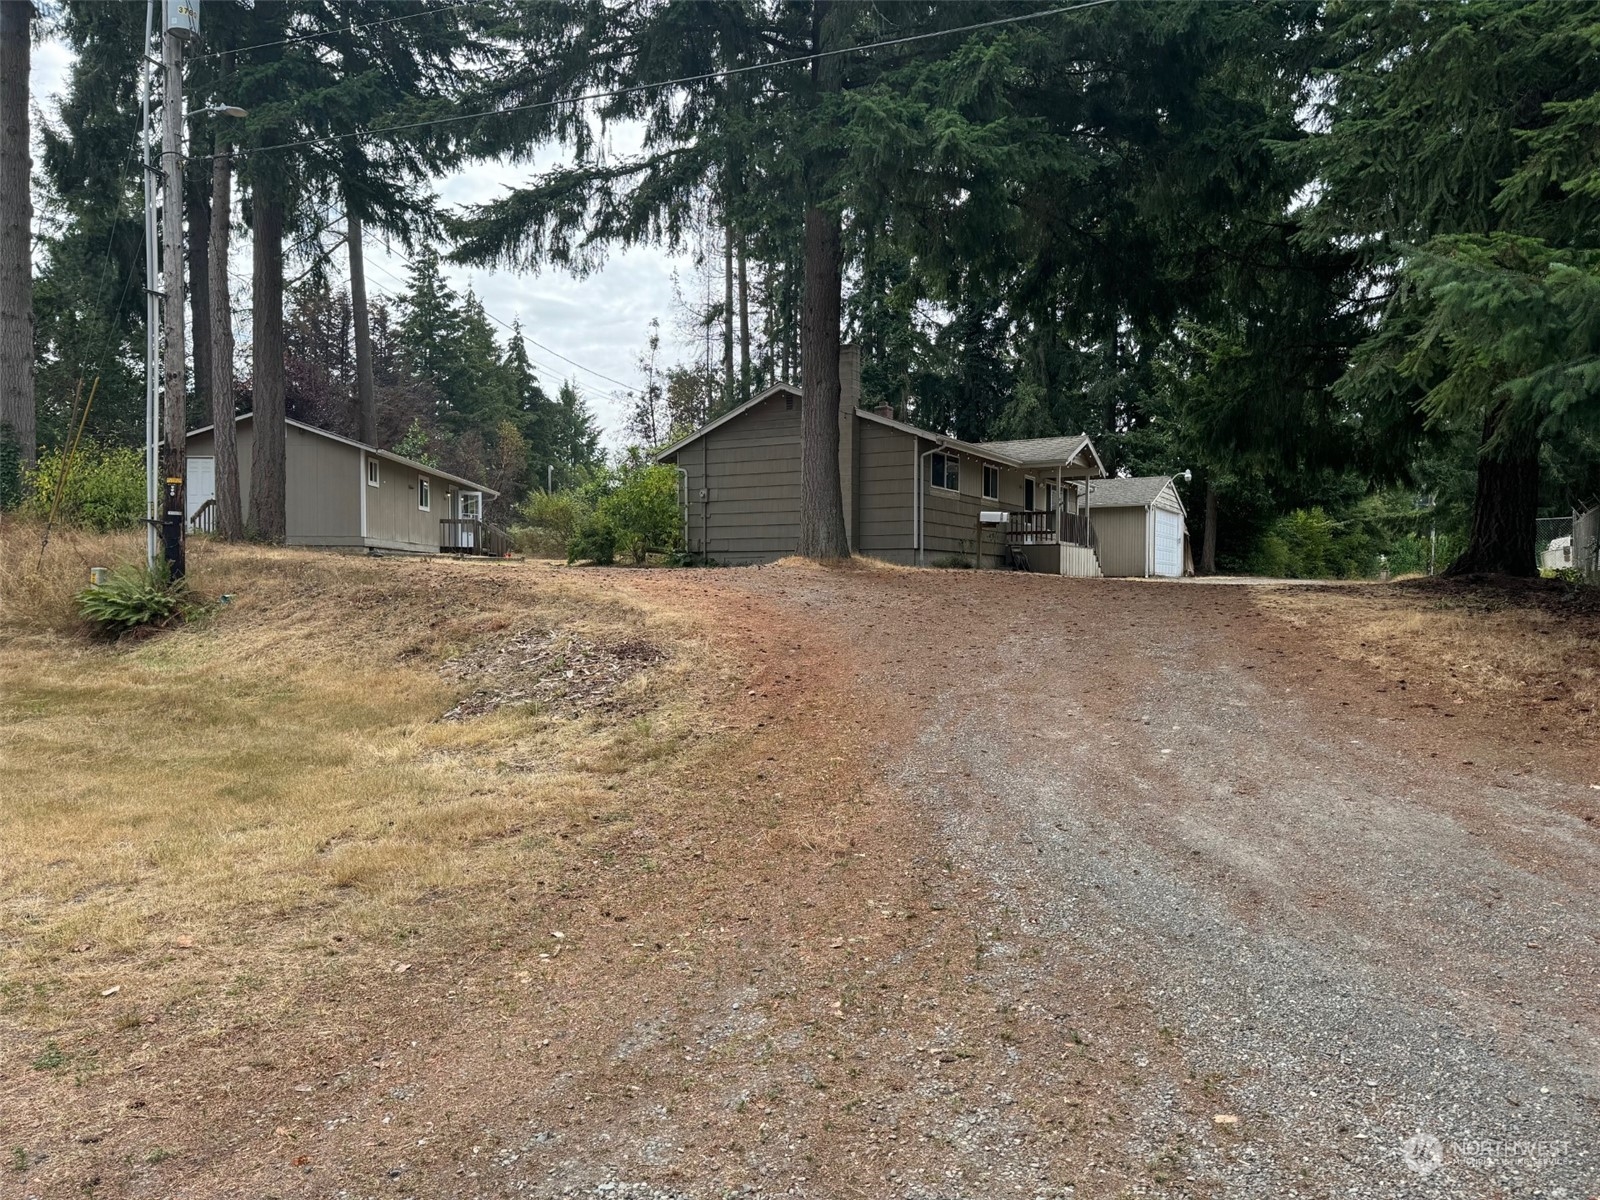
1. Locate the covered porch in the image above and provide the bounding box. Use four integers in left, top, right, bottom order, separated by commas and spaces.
973, 436, 1105, 576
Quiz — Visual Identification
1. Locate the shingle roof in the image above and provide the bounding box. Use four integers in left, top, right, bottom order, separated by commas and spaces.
971, 434, 1096, 469
1085, 475, 1178, 510
186, 413, 500, 496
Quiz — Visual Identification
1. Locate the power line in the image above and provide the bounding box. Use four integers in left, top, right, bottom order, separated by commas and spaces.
231, 0, 1118, 160
356, 246, 640, 392
194, 1, 480, 61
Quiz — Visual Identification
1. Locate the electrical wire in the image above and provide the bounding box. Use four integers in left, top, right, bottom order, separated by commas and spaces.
230, 0, 1118, 159
193, 1, 481, 61
356, 242, 641, 391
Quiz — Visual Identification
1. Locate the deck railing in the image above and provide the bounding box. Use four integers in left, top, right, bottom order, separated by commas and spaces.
1004, 508, 1098, 550
440, 518, 511, 556
189, 498, 216, 534
1005, 510, 1055, 544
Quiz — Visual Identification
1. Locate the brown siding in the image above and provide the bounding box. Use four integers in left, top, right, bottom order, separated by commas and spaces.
286, 424, 362, 544
364, 452, 446, 551
921, 446, 1010, 568
857, 419, 915, 562
1091, 506, 1149, 577
676, 392, 802, 564
189, 422, 255, 515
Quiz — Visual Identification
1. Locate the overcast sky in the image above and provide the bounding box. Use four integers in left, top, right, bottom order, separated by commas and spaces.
28, 34, 702, 451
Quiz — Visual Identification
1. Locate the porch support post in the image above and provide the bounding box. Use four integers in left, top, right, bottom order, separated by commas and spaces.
1056, 464, 1062, 542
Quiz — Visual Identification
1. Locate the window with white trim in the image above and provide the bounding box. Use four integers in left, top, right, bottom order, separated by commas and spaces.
982, 463, 1000, 501
418, 476, 431, 511
929, 451, 961, 492
366, 457, 380, 487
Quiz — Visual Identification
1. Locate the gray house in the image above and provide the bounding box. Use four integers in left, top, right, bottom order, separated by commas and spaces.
655, 347, 1108, 572
1085, 475, 1190, 578
185, 414, 501, 554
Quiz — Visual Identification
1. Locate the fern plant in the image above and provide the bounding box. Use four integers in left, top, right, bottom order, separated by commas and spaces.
76, 563, 201, 635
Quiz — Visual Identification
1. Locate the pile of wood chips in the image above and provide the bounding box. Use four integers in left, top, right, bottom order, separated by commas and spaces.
440, 629, 664, 720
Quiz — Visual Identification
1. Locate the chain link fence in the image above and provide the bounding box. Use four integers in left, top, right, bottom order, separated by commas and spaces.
1538, 510, 1600, 579
1536, 516, 1574, 572
1575, 506, 1599, 580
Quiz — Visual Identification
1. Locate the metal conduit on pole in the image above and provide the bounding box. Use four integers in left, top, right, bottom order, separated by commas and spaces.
141, 0, 159, 570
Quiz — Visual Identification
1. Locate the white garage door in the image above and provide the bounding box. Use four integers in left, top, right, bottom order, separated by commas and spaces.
1153, 509, 1183, 577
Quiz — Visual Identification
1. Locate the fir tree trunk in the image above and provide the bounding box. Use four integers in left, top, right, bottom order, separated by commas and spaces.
209, 130, 242, 541
159, 30, 188, 573
738, 240, 750, 404
249, 192, 287, 542
188, 177, 211, 421
1201, 482, 1218, 574
348, 206, 376, 444
0, 0, 35, 476
799, 204, 849, 560
1445, 401, 1539, 577
796, 0, 850, 561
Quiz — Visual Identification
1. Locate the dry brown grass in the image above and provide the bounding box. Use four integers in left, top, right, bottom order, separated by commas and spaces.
1255, 578, 1600, 739
0, 522, 730, 1040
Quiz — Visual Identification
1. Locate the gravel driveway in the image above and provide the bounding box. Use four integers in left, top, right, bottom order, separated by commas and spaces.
675, 566, 1599, 1198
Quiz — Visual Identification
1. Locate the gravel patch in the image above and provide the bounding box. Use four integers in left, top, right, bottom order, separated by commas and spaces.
898, 597, 1599, 1197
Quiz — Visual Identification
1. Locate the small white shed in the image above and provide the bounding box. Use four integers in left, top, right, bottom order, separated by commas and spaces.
1086, 475, 1191, 578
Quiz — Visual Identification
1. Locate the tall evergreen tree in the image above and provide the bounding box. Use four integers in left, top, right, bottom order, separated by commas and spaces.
1308, 0, 1600, 574
1, 0, 36, 484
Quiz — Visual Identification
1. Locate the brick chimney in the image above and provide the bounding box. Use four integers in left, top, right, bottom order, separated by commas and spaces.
839, 343, 861, 551
875, 403, 893, 419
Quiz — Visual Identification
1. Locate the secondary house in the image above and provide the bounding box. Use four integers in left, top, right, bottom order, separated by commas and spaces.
655, 347, 1111, 573
1084, 475, 1192, 578
185, 414, 502, 554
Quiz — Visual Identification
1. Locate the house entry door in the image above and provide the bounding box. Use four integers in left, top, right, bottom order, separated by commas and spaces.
460, 491, 483, 549
185, 457, 214, 522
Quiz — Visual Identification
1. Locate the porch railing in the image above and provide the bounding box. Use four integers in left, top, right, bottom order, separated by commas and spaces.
1005, 510, 1055, 544
1060, 510, 1098, 549
440, 518, 511, 556
1004, 508, 1098, 550
189, 498, 216, 534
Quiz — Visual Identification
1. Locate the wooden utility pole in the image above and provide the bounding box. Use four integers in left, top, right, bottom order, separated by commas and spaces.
348, 206, 376, 445
0, 0, 35, 482
159, 21, 188, 576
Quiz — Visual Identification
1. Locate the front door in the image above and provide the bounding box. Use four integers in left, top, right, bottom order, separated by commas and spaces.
1024, 477, 1035, 511
459, 491, 482, 549
185, 457, 214, 524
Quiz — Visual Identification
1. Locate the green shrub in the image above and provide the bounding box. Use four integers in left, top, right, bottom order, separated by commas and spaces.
566, 513, 618, 565
597, 464, 681, 564
0, 424, 21, 510
23, 441, 144, 531
76, 563, 203, 635
512, 490, 589, 557
603, 465, 681, 564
